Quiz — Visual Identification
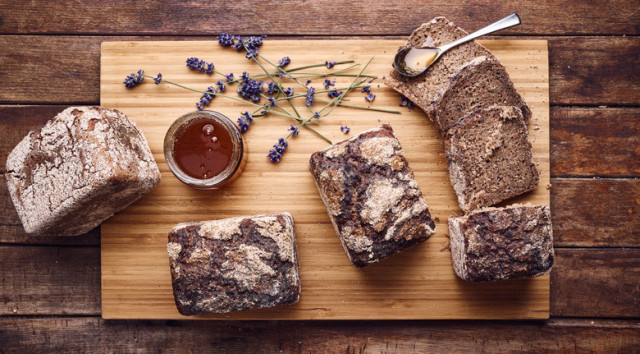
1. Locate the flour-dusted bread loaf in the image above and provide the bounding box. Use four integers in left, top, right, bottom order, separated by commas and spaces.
386, 17, 530, 135
167, 213, 301, 315
445, 106, 539, 212
448, 204, 553, 282
309, 124, 436, 268
4, 106, 161, 236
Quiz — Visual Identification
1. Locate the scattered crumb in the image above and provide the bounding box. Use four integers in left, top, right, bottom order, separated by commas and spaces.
534, 125, 540, 130
434, 217, 440, 223
546, 183, 552, 190
440, 241, 450, 252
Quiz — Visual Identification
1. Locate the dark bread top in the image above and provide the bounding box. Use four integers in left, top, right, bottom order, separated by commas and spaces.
309, 124, 435, 267
445, 106, 539, 212
167, 213, 300, 315
449, 204, 553, 282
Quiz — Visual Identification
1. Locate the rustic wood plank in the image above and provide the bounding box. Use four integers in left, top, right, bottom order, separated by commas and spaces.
549, 37, 640, 106
1, 36, 638, 106
0, 105, 100, 245
0, 246, 635, 318
551, 108, 640, 178
0, 318, 637, 352
1, 1, 638, 35
551, 179, 640, 247
0, 246, 100, 315
551, 248, 640, 318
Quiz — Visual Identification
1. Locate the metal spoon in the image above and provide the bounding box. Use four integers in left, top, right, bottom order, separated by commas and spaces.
393, 13, 522, 77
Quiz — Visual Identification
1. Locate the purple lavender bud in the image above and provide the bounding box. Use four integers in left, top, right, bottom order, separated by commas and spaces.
153, 73, 162, 85
323, 78, 336, 89
325, 61, 336, 69
288, 124, 299, 137
340, 125, 350, 134
123, 69, 144, 88
305, 87, 315, 107
225, 73, 234, 82
218, 33, 236, 47
278, 56, 291, 68
361, 86, 371, 94
365, 93, 376, 102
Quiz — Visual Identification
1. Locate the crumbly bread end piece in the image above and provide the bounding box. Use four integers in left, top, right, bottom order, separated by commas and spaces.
445, 106, 539, 212
386, 17, 498, 120
168, 212, 301, 316
448, 204, 554, 282
4, 106, 161, 236
433, 56, 531, 135
309, 124, 435, 268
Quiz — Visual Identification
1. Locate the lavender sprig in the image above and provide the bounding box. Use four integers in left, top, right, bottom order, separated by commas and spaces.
278, 56, 291, 68
124, 70, 144, 88
267, 138, 288, 163
305, 87, 315, 106
288, 124, 299, 136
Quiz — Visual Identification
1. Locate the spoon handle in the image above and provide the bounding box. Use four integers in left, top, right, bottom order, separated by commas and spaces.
438, 13, 521, 53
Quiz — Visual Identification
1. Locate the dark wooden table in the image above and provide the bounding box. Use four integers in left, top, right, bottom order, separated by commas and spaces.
1, 1, 639, 351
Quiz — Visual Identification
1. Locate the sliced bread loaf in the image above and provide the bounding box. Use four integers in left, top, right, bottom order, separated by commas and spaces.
445, 105, 539, 212
448, 204, 553, 282
386, 17, 529, 135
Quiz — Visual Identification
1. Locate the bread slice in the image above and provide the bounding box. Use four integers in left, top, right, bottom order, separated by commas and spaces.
4, 106, 161, 236
448, 204, 554, 282
431, 56, 531, 135
309, 124, 435, 267
167, 213, 300, 315
386, 17, 530, 135
445, 106, 539, 212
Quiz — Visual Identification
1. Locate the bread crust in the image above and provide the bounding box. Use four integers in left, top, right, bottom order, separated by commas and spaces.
167, 212, 301, 315
309, 124, 435, 267
4, 106, 161, 236
448, 204, 554, 282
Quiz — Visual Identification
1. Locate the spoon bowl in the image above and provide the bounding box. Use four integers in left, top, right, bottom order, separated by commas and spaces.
393, 13, 521, 77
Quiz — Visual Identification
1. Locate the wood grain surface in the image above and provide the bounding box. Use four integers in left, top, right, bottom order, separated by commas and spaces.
2, 0, 639, 350
100, 39, 550, 319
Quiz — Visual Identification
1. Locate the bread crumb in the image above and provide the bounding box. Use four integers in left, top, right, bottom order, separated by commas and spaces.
546, 183, 552, 190
440, 241, 450, 251
434, 217, 440, 223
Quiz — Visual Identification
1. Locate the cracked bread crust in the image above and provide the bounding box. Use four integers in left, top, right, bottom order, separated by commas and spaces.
386, 17, 498, 127
448, 204, 554, 282
309, 124, 435, 268
445, 106, 539, 212
167, 212, 301, 315
4, 106, 161, 236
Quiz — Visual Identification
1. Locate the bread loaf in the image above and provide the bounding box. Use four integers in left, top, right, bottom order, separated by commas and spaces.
386, 17, 530, 135
309, 124, 435, 267
167, 213, 301, 315
448, 204, 553, 282
4, 106, 161, 236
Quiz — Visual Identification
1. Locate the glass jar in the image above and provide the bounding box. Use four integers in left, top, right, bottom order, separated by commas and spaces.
164, 110, 246, 189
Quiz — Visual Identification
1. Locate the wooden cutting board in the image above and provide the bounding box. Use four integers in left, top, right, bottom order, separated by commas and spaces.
100, 39, 550, 320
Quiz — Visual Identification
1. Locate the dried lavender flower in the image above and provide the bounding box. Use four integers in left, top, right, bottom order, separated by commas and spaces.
153, 73, 162, 85
288, 124, 299, 136
399, 96, 414, 111
361, 86, 371, 94
268, 97, 276, 107
237, 77, 263, 103
282, 87, 294, 97
312, 112, 320, 119
325, 61, 336, 69
267, 137, 288, 163
323, 78, 335, 89
123, 69, 144, 88
340, 125, 350, 134
365, 93, 376, 102
186, 57, 214, 74
225, 73, 234, 82
328, 90, 342, 99
216, 80, 226, 92
305, 87, 315, 107
196, 86, 216, 110
217, 33, 236, 47
278, 56, 291, 68
305, 79, 312, 86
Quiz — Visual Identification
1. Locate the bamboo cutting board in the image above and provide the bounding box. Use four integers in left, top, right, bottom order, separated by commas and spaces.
100, 39, 550, 320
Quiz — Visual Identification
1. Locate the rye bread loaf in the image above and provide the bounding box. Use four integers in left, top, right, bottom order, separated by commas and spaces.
445, 106, 539, 212
386, 17, 530, 135
4, 106, 161, 236
309, 124, 436, 268
167, 212, 301, 315
448, 204, 553, 282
